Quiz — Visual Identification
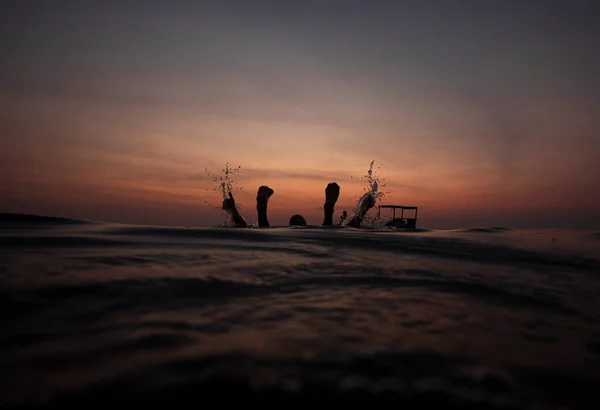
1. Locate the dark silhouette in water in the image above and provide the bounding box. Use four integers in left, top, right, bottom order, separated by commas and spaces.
386, 218, 407, 228
222, 181, 363, 229
288, 182, 340, 227
346, 193, 375, 228
323, 182, 340, 226
289, 214, 307, 226
256, 186, 274, 228
222, 192, 247, 228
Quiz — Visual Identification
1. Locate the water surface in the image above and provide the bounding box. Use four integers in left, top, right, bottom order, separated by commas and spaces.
2, 216, 600, 408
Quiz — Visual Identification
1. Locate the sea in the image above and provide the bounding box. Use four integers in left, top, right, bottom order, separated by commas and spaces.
1, 213, 599, 409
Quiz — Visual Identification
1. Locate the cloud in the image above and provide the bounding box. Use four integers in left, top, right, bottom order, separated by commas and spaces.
182, 167, 359, 184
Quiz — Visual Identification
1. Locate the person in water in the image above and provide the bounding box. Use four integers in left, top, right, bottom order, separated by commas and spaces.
322, 182, 340, 226
346, 193, 375, 228
223, 185, 275, 228
223, 181, 374, 228
256, 185, 274, 228
221, 192, 247, 228
339, 210, 348, 225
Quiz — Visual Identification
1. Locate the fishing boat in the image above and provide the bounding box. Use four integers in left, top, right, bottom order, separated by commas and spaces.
376, 205, 418, 228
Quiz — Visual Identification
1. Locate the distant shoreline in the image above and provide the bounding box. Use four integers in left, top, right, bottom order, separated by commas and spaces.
0, 213, 91, 225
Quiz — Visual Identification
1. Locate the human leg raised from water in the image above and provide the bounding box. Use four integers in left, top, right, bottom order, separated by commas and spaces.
256, 185, 274, 228
322, 182, 340, 226
222, 192, 248, 228
346, 193, 375, 228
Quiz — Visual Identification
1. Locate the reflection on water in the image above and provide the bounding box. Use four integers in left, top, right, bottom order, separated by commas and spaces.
1, 220, 600, 408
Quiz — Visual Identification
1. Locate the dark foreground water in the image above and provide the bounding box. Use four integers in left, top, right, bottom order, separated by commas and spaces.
1, 215, 600, 408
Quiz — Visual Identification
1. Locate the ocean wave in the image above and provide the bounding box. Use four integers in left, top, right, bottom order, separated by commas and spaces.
2, 276, 268, 310
0, 213, 91, 225
264, 231, 600, 272
2, 215, 599, 409
27, 350, 600, 409
455, 227, 514, 233
3, 225, 599, 273
0, 235, 134, 248
103, 226, 275, 239
0, 259, 580, 332
282, 272, 578, 317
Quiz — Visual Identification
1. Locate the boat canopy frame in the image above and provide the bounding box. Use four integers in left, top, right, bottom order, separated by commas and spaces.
376, 205, 418, 221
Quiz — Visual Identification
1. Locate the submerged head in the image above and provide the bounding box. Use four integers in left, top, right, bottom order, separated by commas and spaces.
289, 214, 307, 226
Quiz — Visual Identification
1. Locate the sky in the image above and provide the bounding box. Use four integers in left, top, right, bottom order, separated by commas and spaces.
1, 0, 599, 228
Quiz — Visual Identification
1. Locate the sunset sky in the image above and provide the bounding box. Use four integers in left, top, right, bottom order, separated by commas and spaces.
1, 0, 599, 228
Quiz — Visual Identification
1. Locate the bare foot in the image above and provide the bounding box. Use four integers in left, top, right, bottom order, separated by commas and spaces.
323, 182, 340, 226
256, 185, 274, 228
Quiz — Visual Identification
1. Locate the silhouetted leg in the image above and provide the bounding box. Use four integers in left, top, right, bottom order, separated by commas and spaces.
222, 192, 247, 228
322, 182, 340, 226
346, 193, 375, 228
256, 185, 274, 228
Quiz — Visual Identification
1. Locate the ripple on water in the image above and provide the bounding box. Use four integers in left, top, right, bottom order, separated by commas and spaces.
1, 221, 600, 409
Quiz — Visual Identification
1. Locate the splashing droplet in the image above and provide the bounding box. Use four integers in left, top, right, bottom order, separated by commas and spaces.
344, 160, 390, 228
203, 162, 249, 227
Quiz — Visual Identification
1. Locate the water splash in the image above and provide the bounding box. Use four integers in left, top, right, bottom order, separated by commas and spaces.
203, 163, 252, 227
344, 161, 392, 228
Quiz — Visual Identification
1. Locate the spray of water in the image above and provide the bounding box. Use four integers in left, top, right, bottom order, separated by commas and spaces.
345, 160, 394, 228
203, 162, 254, 227
203, 160, 393, 229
